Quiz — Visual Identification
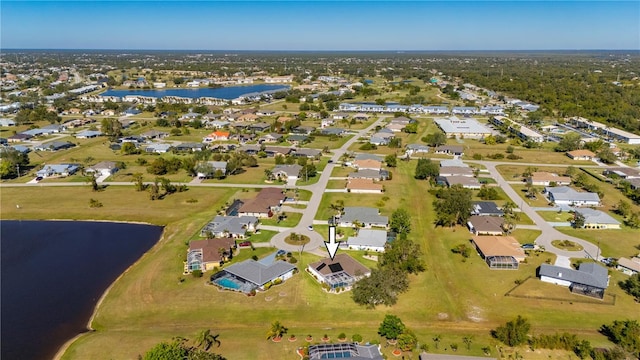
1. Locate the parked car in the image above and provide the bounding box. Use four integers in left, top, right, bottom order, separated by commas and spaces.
276, 249, 286, 256
307, 225, 313, 231
238, 241, 251, 247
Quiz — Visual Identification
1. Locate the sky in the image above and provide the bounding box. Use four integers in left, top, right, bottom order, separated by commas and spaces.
1, 1, 639, 51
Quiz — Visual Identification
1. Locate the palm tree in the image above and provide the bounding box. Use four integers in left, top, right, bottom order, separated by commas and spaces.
432, 335, 441, 349
266, 321, 288, 340
462, 336, 473, 350
195, 329, 221, 351
264, 169, 273, 181
501, 201, 516, 216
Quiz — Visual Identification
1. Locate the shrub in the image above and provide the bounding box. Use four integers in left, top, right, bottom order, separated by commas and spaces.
89, 198, 103, 208
352, 334, 363, 343
191, 270, 203, 278
338, 333, 347, 340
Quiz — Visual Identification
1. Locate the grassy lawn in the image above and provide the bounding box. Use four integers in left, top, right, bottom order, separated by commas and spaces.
554, 227, 640, 259
510, 229, 542, 244
496, 164, 571, 181
4, 158, 639, 359
510, 185, 552, 207
260, 212, 302, 227
326, 180, 346, 189
463, 142, 594, 165
307, 134, 353, 150
247, 230, 278, 243
537, 210, 574, 222
330, 165, 354, 177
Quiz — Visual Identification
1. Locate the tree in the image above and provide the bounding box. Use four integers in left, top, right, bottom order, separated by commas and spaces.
625, 212, 640, 229
266, 321, 288, 340
555, 132, 582, 152
121, 142, 140, 155
415, 158, 439, 180
133, 173, 146, 191
380, 233, 425, 274
422, 131, 446, 147
142, 337, 226, 360
87, 174, 99, 192
615, 200, 631, 217
397, 329, 418, 352
298, 163, 317, 180
0, 148, 29, 179
385, 154, 397, 168
492, 315, 531, 346
462, 336, 473, 350
264, 169, 274, 181
573, 212, 585, 228
433, 185, 473, 227
597, 148, 617, 164
195, 329, 221, 351
619, 274, 640, 302
351, 267, 408, 308
432, 335, 441, 349
478, 185, 500, 200
389, 209, 412, 234
403, 122, 418, 134
378, 315, 405, 340
101, 118, 123, 141
600, 320, 640, 358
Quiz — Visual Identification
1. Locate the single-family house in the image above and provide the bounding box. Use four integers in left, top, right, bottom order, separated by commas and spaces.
332, 112, 349, 120
528, 172, 572, 186
348, 169, 389, 181
8, 133, 32, 142
200, 215, 258, 238
369, 131, 394, 146
467, 216, 505, 236
320, 127, 346, 136
86, 161, 119, 177
75, 130, 103, 139
338, 207, 388, 228
175, 142, 205, 152
353, 159, 382, 171
439, 166, 474, 177
273, 164, 302, 181
36, 163, 80, 178
616, 257, 640, 276
405, 144, 429, 156
187, 237, 237, 272
308, 343, 383, 360
346, 229, 388, 252
321, 118, 335, 128
442, 176, 481, 189
626, 178, 640, 190
539, 263, 609, 299
260, 133, 284, 143
238, 188, 286, 218
286, 134, 308, 145
471, 235, 526, 269
0, 118, 16, 127
385, 123, 405, 132
141, 130, 169, 139
248, 122, 272, 132
264, 146, 293, 157
197, 161, 227, 178
203, 131, 230, 142
34, 141, 75, 152
353, 113, 370, 121
573, 208, 621, 229
293, 148, 321, 158
145, 143, 173, 153
292, 126, 315, 135
603, 167, 640, 180
205, 119, 230, 129
307, 253, 371, 292
346, 178, 384, 194
471, 201, 504, 217
566, 149, 596, 161
213, 258, 296, 292
434, 145, 464, 156
545, 186, 600, 207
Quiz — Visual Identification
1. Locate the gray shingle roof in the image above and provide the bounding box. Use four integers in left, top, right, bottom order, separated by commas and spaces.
539, 263, 609, 289
574, 208, 620, 225
545, 186, 600, 203
347, 229, 388, 248
341, 207, 388, 226
224, 260, 296, 286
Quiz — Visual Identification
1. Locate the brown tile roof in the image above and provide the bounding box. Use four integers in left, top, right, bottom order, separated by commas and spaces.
308, 253, 371, 277
347, 178, 383, 191
468, 215, 504, 233
567, 149, 595, 158
471, 236, 525, 260
354, 159, 382, 170
238, 188, 286, 214
189, 237, 236, 263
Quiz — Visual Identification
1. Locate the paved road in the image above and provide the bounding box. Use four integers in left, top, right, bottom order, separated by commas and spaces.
480, 161, 602, 262
269, 116, 389, 253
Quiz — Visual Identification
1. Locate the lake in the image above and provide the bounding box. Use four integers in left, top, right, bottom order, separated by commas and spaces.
0, 220, 163, 360
101, 84, 289, 99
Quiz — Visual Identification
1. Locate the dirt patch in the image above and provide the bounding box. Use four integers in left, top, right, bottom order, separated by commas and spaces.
467, 305, 485, 322
437, 312, 449, 320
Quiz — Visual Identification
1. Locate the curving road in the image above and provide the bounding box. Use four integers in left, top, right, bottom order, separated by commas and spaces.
268, 116, 388, 253
480, 161, 602, 261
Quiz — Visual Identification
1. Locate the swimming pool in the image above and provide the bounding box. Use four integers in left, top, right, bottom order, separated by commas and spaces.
215, 277, 241, 290
321, 351, 352, 358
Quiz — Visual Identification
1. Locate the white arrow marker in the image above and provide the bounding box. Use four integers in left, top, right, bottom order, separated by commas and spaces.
324, 226, 341, 260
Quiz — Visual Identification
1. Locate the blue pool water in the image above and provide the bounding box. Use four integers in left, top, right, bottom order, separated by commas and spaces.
321, 351, 352, 358
215, 277, 241, 290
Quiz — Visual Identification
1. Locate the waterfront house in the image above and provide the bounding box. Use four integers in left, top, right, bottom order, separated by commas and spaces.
187, 237, 237, 272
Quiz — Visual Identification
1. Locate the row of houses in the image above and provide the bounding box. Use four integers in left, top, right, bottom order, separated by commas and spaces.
338, 102, 506, 115
490, 116, 545, 143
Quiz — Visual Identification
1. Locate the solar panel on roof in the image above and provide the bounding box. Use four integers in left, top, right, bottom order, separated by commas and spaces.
316, 263, 327, 271
328, 263, 343, 273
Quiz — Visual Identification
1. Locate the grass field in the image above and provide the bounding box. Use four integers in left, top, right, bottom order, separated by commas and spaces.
553, 227, 640, 259
3, 160, 639, 360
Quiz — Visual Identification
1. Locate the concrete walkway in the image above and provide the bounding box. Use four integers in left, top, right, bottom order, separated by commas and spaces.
480, 161, 601, 260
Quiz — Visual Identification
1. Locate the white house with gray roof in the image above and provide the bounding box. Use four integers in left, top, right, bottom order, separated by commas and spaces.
197, 161, 227, 179
573, 208, 620, 229
222, 259, 296, 291
200, 215, 258, 238
273, 164, 302, 180
539, 263, 609, 299
346, 229, 388, 252
338, 207, 388, 228
545, 186, 600, 207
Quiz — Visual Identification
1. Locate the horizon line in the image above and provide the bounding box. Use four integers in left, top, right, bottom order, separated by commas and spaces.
1, 48, 639, 52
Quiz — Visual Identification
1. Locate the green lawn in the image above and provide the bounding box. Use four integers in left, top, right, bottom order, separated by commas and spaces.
554, 227, 640, 259
537, 210, 575, 222
4, 149, 639, 360
463, 142, 594, 165
260, 212, 302, 227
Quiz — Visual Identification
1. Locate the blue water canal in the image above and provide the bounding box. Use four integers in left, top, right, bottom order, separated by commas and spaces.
101, 84, 289, 99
